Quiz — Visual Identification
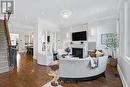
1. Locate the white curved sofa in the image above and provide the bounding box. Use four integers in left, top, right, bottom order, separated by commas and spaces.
59, 56, 108, 81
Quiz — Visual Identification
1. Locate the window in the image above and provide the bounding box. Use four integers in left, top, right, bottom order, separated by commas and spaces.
10, 33, 19, 46
1, 1, 14, 14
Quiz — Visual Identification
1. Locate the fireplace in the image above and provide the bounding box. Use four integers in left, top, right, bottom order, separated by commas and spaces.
72, 48, 83, 58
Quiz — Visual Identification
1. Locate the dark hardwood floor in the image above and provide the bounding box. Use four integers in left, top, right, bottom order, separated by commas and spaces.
0, 53, 123, 87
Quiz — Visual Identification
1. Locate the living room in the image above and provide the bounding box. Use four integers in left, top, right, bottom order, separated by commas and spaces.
0, 0, 130, 87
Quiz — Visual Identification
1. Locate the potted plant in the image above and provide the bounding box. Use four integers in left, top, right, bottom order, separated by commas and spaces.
105, 33, 119, 58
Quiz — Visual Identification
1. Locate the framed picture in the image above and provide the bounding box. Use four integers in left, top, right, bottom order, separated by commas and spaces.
101, 33, 113, 45
101, 34, 107, 45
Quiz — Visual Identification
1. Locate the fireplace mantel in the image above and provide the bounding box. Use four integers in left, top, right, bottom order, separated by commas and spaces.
71, 44, 86, 48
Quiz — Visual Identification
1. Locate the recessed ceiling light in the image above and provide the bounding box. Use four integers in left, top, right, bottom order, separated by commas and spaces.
25, 16, 28, 19
60, 10, 72, 18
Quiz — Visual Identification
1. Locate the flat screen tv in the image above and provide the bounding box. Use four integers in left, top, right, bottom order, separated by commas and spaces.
72, 31, 87, 41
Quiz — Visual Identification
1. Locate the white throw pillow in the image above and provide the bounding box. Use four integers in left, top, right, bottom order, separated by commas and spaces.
95, 51, 104, 57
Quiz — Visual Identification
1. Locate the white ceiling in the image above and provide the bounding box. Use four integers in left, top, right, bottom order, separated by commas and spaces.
9, 0, 119, 29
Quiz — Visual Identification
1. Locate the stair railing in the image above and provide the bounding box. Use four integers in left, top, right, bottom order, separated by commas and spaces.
3, 15, 12, 67
3, 15, 11, 47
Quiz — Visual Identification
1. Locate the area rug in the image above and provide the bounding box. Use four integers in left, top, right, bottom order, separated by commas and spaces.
42, 81, 63, 87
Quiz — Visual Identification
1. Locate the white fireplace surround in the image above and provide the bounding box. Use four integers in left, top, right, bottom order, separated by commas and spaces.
70, 42, 88, 58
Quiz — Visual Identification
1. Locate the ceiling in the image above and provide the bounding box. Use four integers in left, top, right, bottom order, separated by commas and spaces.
9, 0, 119, 29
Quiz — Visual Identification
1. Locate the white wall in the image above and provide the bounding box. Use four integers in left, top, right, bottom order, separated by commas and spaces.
88, 23, 97, 42
118, 0, 130, 87
56, 27, 73, 49
33, 18, 59, 59
96, 18, 117, 50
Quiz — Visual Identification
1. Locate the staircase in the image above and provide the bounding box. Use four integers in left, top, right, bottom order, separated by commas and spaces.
0, 19, 10, 73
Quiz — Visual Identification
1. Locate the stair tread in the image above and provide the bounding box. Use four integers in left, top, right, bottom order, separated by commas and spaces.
0, 62, 8, 67
0, 36, 6, 38
0, 53, 8, 55
0, 30, 4, 31
0, 54, 8, 56
0, 52, 8, 55
0, 52, 8, 53
0, 45, 8, 49
0, 66, 9, 70
0, 57, 8, 58
0, 48, 8, 49
0, 57, 8, 59
0, 41, 7, 43
0, 37, 6, 39
0, 39, 7, 41
0, 38, 7, 40
0, 54, 8, 55
0, 50, 8, 52
0, 56, 8, 57
0, 61, 8, 63
0, 31, 5, 32
0, 21, 10, 73
0, 45, 8, 47
0, 59, 7, 60
0, 30, 4, 33
0, 49, 8, 51
0, 33, 5, 35
0, 58, 8, 60
0, 44, 8, 48
0, 33, 5, 34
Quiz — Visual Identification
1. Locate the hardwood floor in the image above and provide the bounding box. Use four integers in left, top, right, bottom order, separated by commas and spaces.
0, 53, 123, 87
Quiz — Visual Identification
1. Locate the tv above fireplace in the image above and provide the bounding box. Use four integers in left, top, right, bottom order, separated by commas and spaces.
72, 31, 87, 41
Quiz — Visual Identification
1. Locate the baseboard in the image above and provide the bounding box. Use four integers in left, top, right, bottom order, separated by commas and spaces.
117, 65, 128, 87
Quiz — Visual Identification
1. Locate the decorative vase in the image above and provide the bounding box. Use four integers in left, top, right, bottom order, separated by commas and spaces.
112, 49, 116, 58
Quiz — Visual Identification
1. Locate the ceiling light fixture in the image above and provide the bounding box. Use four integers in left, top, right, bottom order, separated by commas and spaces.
60, 10, 72, 18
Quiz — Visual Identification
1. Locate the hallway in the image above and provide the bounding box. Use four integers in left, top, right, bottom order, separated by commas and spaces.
0, 53, 123, 87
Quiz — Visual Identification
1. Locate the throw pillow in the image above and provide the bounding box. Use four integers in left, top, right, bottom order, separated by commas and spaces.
90, 52, 96, 58
95, 50, 104, 57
